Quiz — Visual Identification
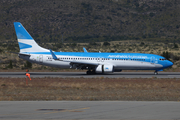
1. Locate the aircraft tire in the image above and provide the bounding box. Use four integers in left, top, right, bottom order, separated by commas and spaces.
87, 70, 96, 75
86, 71, 91, 75
154, 71, 158, 75
92, 70, 96, 74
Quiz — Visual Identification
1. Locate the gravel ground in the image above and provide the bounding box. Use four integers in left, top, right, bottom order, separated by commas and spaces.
0, 77, 180, 101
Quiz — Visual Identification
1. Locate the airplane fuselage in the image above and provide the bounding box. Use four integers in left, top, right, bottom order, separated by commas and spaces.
20, 52, 172, 71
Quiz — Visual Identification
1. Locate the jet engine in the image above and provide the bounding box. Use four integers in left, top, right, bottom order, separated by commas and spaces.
95, 64, 114, 73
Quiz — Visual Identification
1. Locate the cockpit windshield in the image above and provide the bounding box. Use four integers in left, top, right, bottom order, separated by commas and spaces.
159, 58, 166, 61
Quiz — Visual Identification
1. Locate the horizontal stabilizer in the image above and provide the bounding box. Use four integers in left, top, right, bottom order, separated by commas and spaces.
19, 53, 31, 56
8, 52, 30, 56
9, 52, 19, 54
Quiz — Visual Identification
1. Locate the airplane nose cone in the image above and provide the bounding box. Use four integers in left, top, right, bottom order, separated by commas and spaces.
167, 61, 173, 67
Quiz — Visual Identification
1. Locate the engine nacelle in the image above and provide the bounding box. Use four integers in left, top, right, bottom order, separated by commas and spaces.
95, 64, 114, 73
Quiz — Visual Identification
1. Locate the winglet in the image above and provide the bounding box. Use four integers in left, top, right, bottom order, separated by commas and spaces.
83, 47, 88, 53
50, 49, 58, 60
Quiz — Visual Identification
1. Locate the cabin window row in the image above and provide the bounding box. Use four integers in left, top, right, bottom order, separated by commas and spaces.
47, 57, 145, 61
112, 58, 145, 61
51, 58, 110, 60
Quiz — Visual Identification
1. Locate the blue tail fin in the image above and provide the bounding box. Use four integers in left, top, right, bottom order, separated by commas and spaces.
14, 22, 48, 53
14, 22, 33, 40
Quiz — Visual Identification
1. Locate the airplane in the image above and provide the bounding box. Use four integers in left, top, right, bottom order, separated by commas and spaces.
14, 22, 173, 75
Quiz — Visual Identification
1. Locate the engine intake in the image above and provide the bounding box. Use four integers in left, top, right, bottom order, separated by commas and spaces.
95, 64, 114, 73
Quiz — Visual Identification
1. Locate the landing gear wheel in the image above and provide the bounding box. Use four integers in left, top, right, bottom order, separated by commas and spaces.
86, 71, 91, 75
154, 71, 158, 75
86, 70, 96, 75
92, 70, 96, 74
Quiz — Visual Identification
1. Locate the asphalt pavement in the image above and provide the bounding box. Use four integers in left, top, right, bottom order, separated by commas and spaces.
0, 101, 180, 120
0, 72, 180, 78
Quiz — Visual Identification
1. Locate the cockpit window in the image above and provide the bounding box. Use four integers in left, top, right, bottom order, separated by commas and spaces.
159, 58, 166, 61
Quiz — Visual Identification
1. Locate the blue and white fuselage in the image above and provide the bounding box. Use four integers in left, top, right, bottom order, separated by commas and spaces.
14, 22, 173, 74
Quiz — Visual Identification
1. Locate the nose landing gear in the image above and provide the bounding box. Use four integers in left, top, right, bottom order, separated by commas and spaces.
154, 71, 158, 75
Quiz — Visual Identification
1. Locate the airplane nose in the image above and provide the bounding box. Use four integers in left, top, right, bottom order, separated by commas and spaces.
167, 61, 173, 67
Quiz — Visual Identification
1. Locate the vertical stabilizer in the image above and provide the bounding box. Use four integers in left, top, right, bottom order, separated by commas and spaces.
14, 22, 48, 53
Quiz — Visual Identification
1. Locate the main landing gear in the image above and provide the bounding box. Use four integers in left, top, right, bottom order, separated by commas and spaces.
154, 71, 158, 75
86, 70, 96, 75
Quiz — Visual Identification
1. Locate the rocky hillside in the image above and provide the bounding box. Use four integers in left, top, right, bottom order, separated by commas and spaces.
0, 0, 180, 44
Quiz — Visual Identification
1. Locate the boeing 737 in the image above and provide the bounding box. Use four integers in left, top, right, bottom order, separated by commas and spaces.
14, 22, 173, 75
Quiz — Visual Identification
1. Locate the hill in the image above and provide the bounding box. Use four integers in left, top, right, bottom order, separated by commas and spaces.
0, 0, 180, 44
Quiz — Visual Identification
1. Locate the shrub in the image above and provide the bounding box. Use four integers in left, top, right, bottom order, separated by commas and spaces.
7, 60, 13, 69
24, 61, 32, 69
174, 43, 178, 48
103, 42, 110, 46
162, 51, 170, 60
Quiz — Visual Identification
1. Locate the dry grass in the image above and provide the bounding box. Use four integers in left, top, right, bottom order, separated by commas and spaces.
0, 77, 180, 101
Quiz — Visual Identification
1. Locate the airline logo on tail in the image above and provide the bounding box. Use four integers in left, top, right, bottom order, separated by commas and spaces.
14, 22, 33, 40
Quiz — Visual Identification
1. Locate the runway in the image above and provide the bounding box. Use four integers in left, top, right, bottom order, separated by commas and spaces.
0, 72, 180, 78
0, 101, 180, 119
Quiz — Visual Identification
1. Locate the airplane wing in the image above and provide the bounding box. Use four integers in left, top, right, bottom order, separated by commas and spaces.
69, 60, 98, 66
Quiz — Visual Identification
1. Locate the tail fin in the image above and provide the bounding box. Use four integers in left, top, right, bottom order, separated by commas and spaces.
14, 22, 48, 53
